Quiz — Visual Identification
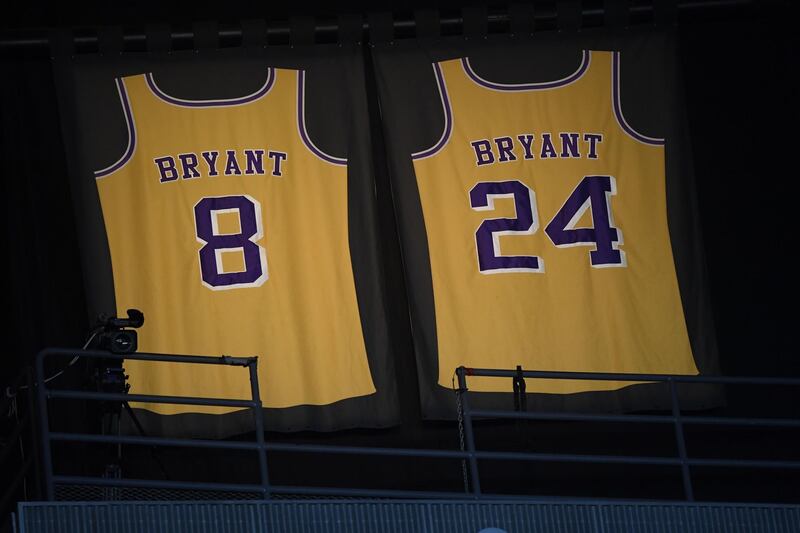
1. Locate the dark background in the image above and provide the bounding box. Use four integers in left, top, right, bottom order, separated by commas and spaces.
2, 0, 798, 507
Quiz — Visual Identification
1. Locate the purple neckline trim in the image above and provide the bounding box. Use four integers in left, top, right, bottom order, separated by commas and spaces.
461, 51, 591, 91
612, 52, 665, 146
412, 63, 452, 160
95, 78, 135, 178
297, 70, 347, 166
146, 68, 275, 108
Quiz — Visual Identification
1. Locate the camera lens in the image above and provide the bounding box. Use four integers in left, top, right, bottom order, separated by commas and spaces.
101, 330, 138, 354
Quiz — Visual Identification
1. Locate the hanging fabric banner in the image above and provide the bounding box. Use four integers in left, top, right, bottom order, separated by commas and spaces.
371, 28, 720, 418
53, 31, 399, 436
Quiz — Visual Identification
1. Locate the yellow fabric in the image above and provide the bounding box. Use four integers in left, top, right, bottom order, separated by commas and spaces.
411, 51, 698, 393
96, 69, 375, 413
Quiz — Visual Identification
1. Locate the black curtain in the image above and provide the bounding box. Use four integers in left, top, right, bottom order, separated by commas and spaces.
680, 15, 799, 379
1, 59, 89, 379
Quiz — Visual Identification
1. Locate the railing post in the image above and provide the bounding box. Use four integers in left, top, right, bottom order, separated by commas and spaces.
25, 367, 43, 500
247, 358, 271, 499
669, 378, 694, 501
34, 351, 54, 500
456, 367, 482, 498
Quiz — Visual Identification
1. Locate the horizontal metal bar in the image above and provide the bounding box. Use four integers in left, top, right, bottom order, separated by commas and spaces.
49, 432, 261, 451
473, 450, 800, 471
46, 389, 255, 408
48, 434, 800, 470
264, 442, 469, 459
474, 450, 682, 466
56, 478, 471, 500
462, 367, 800, 386
39, 347, 255, 366
50, 458, 800, 502
470, 409, 675, 424
681, 416, 800, 428
269, 484, 472, 500
687, 458, 800, 470
471, 410, 800, 428
53, 475, 266, 494
49, 433, 473, 460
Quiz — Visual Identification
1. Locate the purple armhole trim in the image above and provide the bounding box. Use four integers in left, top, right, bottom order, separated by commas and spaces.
146, 68, 275, 108
412, 63, 453, 160
297, 70, 347, 166
461, 50, 591, 91
612, 52, 665, 146
95, 78, 136, 179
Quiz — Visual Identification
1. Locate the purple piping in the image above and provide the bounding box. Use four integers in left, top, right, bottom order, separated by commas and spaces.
95, 78, 136, 178
146, 68, 275, 107
412, 63, 453, 160
297, 70, 347, 166
461, 51, 591, 91
612, 52, 665, 146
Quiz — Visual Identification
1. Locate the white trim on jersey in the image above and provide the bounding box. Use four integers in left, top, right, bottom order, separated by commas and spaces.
296, 70, 348, 166
461, 50, 591, 92
612, 51, 666, 146
145, 68, 276, 108
411, 62, 454, 161
94, 78, 137, 179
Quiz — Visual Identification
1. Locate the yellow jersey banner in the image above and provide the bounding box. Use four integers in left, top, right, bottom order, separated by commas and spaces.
55, 44, 399, 436
372, 29, 719, 417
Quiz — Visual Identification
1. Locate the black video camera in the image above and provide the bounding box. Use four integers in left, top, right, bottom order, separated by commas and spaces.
96, 309, 144, 354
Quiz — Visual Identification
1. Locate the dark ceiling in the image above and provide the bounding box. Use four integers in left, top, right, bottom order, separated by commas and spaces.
0, 0, 760, 33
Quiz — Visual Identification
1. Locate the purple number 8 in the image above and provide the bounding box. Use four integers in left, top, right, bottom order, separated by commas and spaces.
194, 195, 268, 290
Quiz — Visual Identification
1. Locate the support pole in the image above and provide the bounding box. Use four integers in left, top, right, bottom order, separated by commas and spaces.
669, 378, 694, 501
456, 367, 482, 498
248, 359, 271, 498
34, 352, 54, 500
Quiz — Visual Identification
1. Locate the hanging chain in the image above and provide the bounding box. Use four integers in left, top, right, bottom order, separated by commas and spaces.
454, 383, 469, 493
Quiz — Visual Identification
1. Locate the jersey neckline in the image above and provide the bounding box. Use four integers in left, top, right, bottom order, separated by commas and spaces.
461, 50, 591, 91
145, 68, 276, 107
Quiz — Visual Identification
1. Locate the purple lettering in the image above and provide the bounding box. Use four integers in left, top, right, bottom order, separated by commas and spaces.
178, 153, 200, 179
268, 151, 287, 177
494, 136, 517, 162
540, 133, 557, 159
244, 149, 265, 175
471, 139, 495, 166
154, 156, 178, 183
201, 151, 219, 176
559, 133, 580, 158
517, 134, 535, 160
224, 150, 242, 175
583, 133, 603, 159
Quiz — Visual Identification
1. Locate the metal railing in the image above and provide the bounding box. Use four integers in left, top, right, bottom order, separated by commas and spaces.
34, 347, 800, 502
455, 367, 800, 502
36, 348, 480, 501
36, 348, 269, 501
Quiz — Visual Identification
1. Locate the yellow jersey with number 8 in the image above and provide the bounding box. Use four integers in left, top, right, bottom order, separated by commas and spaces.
95, 67, 375, 413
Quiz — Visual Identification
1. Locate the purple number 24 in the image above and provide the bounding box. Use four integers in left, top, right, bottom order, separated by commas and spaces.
470, 176, 624, 274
